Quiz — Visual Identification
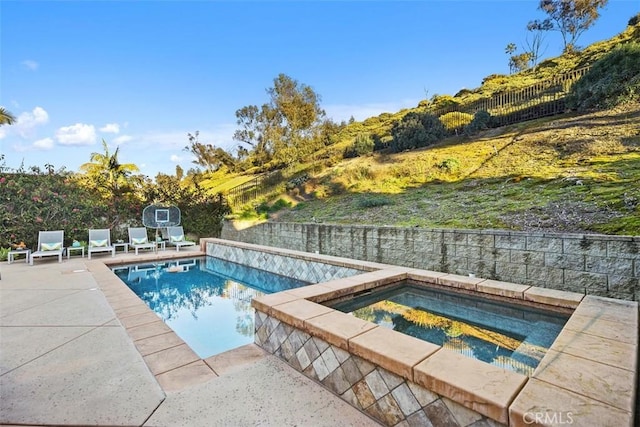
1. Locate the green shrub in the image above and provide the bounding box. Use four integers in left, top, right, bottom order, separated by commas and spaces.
373, 134, 392, 151
356, 194, 393, 208
0, 172, 112, 248
256, 198, 290, 215
344, 133, 375, 158
238, 205, 265, 220
390, 112, 447, 152
463, 110, 494, 137
270, 198, 292, 212
566, 43, 640, 110
439, 111, 474, 132
430, 94, 462, 110
0, 247, 9, 262
437, 158, 460, 173
256, 201, 270, 214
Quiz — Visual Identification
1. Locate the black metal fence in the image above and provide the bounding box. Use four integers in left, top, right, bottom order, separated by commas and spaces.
226, 170, 285, 207
226, 176, 264, 207
431, 66, 591, 132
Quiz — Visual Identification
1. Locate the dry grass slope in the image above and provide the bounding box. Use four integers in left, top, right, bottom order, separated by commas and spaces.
273, 102, 640, 235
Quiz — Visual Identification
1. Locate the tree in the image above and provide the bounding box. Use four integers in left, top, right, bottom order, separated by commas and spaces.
233, 105, 273, 168
234, 74, 326, 168
79, 139, 140, 199
184, 131, 237, 172
505, 43, 518, 73
80, 139, 141, 225
0, 107, 16, 126
510, 52, 534, 73
526, 19, 553, 69
538, 0, 608, 53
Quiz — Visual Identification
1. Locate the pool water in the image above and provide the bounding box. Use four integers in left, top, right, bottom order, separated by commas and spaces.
112, 256, 309, 358
329, 282, 570, 375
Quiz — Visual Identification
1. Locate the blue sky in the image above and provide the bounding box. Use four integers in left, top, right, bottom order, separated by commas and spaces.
1, 1, 637, 178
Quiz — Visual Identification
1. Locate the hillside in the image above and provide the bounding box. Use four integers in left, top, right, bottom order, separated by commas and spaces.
225, 19, 640, 235
268, 102, 640, 235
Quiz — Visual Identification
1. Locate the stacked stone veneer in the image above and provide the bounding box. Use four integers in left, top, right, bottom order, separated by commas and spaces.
222, 222, 640, 301
255, 311, 504, 427
206, 241, 365, 283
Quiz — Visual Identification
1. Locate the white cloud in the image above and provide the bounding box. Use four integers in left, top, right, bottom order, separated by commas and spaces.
33, 137, 54, 150
14, 106, 49, 138
100, 123, 120, 133
0, 128, 5, 139
21, 60, 39, 71
11, 142, 29, 152
113, 135, 132, 145
55, 123, 96, 146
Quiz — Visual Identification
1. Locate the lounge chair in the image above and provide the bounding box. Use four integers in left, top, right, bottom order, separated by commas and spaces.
128, 227, 156, 255
30, 230, 64, 265
87, 229, 115, 259
166, 226, 196, 251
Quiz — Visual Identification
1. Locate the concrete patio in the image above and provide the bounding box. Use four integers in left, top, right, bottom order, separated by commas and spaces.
0, 249, 381, 426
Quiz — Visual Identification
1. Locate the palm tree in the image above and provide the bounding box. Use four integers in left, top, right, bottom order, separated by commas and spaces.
80, 139, 140, 197
80, 139, 140, 226
0, 107, 17, 126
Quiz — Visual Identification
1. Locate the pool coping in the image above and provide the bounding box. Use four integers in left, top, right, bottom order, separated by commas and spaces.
91, 240, 400, 393
95, 238, 637, 426
98, 248, 301, 392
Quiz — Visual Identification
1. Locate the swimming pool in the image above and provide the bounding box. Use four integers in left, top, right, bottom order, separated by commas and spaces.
112, 256, 309, 358
328, 281, 569, 375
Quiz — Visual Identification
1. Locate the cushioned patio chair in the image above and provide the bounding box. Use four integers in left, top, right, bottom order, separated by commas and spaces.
87, 229, 115, 259
166, 226, 196, 251
128, 227, 156, 255
30, 230, 64, 265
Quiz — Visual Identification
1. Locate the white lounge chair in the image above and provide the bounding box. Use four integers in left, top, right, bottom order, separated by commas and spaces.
30, 230, 64, 265
128, 227, 156, 255
166, 226, 196, 251
87, 229, 115, 259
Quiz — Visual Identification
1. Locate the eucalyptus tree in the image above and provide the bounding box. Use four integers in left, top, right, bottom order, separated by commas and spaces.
234, 73, 326, 168
537, 0, 608, 53
526, 19, 553, 68
184, 131, 238, 172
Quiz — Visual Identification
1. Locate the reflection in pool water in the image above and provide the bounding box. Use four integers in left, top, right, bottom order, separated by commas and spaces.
113, 256, 309, 358
330, 283, 570, 375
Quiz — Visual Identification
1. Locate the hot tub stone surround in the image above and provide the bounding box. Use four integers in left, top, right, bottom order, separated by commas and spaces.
255, 310, 507, 427
228, 238, 640, 427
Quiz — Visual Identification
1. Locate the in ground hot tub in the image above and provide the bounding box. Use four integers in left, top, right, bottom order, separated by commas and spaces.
327, 281, 570, 376
247, 257, 638, 427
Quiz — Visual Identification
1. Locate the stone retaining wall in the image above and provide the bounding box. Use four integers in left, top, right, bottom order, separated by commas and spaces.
222, 221, 640, 301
